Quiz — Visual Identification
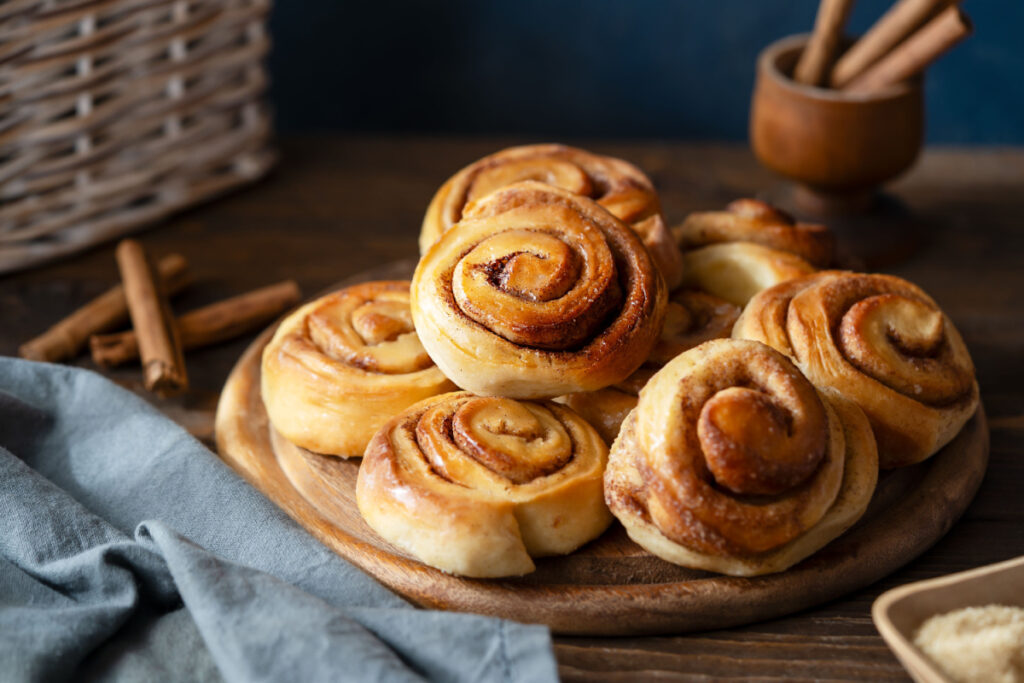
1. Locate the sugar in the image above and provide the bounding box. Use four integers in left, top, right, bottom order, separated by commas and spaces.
914, 604, 1024, 683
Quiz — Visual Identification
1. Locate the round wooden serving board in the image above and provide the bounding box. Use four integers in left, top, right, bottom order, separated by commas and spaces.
214, 263, 989, 636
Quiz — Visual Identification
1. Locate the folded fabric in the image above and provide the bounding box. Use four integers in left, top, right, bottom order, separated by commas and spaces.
0, 358, 557, 683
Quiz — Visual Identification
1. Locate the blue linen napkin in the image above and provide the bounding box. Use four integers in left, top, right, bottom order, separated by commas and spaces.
0, 358, 558, 683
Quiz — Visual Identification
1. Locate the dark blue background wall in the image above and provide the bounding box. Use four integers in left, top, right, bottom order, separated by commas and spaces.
268, 1, 1023, 143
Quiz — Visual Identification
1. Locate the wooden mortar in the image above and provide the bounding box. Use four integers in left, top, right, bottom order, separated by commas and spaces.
750, 34, 923, 216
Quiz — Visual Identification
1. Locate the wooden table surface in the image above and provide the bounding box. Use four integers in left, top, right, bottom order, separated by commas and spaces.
2, 136, 1023, 681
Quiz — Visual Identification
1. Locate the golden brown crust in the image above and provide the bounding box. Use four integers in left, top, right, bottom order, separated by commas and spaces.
261, 281, 456, 457
559, 387, 640, 446
559, 291, 739, 445
356, 391, 612, 577
733, 271, 979, 467
674, 198, 834, 267
604, 339, 878, 576
421, 144, 684, 288
412, 181, 668, 399
679, 242, 817, 306
648, 289, 741, 366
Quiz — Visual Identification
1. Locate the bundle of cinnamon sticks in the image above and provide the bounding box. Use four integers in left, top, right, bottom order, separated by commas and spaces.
794, 0, 972, 93
20, 239, 300, 397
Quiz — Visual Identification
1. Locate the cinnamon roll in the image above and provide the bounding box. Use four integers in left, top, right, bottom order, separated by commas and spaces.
646, 289, 743, 366
261, 281, 456, 457
560, 290, 740, 443
420, 143, 684, 288
679, 242, 816, 306
560, 370, 653, 447
411, 181, 667, 399
674, 198, 834, 267
605, 339, 878, 576
733, 271, 979, 468
356, 391, 612, 577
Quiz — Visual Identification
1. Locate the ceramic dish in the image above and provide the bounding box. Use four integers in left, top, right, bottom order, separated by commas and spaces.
872, 555, 1024, 683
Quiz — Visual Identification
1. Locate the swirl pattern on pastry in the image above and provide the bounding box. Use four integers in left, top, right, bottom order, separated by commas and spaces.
412, 181, 667, 399
674, 198, 834, 267
356, 391, 612, 577
732, 271, 978, 468
420, 143, 684, 288
560, 290, 740, 444
261, 281, 456, 457
605, 338, 878, 576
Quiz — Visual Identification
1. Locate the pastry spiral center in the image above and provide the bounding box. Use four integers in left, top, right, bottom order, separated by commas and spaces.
697, 387, 825, 496
351, 300, 413, 344
454, 398, 572, 484
466, 159, 592, 206
451, 226, 621, 349
476, 231, 581, 302
637, 340, 842, 554
839, 294, 974, 404
416, 397, 572, 486
307, 293, 432, 374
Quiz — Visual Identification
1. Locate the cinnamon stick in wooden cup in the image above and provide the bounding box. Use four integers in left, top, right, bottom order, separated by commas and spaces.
115, 240, 188, 394
19, 254, 190, 363
830, 0, 955, 88
845, 5, 972, 94
91, 281, 301, 367
794, 0, 857, 86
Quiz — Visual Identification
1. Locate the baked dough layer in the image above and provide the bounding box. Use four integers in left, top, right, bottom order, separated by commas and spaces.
680, 241, 816, 306
420, 143, 684, 288
412, 181, 667, 399
733, 271, 979, 467
357, 391, 612, 577
261, 281, 455, 457
604, 339, 878, 576
560, 290, 740, 444
674, 198, 834, 267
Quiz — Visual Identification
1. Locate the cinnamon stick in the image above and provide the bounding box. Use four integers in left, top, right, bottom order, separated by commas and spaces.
19, 254, 190, 363
115, 240, 188, 395
794, 0, 857, 86
831, 0, 955, 88
90, 281, 301, 368
844, 5, 972, 94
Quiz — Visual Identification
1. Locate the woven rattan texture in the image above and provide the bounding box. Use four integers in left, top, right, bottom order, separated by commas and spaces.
0, 0, 274, 273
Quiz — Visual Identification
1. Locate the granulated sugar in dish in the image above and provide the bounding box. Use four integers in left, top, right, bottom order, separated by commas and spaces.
913, 604, 1024, 683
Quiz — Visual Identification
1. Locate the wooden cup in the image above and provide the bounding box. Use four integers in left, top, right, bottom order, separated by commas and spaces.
750, 35, 924, 215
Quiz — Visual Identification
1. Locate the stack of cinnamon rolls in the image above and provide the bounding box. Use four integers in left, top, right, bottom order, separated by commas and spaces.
260, 144, 978, 578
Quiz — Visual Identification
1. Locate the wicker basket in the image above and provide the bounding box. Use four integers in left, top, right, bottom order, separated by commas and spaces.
0, 0, 275, 274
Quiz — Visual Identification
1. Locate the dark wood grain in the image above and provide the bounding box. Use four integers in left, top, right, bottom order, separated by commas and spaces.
2, 136, 1023, 679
